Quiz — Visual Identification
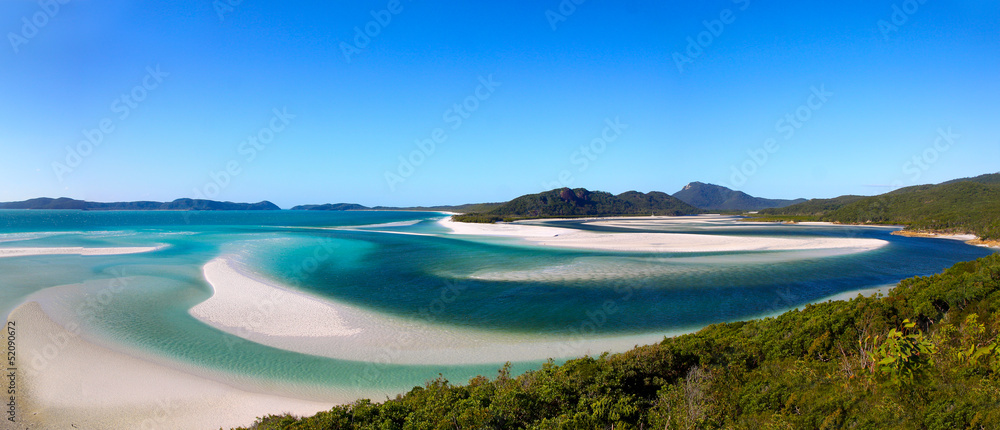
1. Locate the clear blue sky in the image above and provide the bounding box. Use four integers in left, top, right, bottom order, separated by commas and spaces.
1, 1, 997, 208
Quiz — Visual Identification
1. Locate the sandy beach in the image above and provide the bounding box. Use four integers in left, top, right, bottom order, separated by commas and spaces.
10, 301, 342, 430
438, 216, 888, 253
0, 246, 161, 258
189, 257, 670, 365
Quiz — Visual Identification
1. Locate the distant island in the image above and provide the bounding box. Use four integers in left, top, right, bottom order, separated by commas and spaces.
0, 197, 280, 211
751, 172, 1000, 241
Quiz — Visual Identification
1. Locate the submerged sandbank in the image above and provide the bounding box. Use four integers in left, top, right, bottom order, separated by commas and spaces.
0, 246, 161, 258
189, 257, 670, 365
438, 217, 888, 253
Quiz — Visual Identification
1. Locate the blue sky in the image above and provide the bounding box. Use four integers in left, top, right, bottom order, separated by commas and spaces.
1, 0, 997, 208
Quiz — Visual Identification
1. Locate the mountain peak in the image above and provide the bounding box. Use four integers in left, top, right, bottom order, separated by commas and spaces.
673, 182, 805, 211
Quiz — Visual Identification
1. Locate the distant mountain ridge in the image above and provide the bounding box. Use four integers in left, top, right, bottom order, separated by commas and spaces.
672, 181, 806, 211
0, 197, 280, 211
452, 188, 701, 223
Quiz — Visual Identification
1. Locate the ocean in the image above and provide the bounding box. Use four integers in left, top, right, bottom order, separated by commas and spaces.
0, 210, 994, 400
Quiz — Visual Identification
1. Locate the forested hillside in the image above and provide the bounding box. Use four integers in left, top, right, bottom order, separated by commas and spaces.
756, 173, 1000, 240
672, 181, 806, 211
452, 188, 700, 223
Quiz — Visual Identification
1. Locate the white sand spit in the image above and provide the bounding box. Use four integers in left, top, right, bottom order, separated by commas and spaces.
188, 257, 670, 364
191, 258, 362, 337
438, 217, 887, 253
0, 246, 161, 258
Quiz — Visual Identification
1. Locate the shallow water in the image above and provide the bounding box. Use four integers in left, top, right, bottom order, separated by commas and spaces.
0, 210, 994, 398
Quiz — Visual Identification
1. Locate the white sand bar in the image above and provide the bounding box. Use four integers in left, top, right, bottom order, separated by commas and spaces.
191, 258, 362, 337
0, 246, 161, 258
189, 257, 669, 365
438, 216, 888, 253
11, 301, 341, 430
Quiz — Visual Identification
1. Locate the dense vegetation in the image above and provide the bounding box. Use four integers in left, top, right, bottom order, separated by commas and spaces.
754, 195, 867, 217
236, 253, 1000, 430
672, 181, 806, 211
452, 188, 701, 223
754, 174, 1000, 240
0, 197, 280, 210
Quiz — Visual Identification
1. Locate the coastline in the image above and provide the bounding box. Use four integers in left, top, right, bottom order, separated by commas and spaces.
891, 229, 1000, 248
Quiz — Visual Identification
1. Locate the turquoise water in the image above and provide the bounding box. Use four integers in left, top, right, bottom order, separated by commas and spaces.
0, 210, 994, 399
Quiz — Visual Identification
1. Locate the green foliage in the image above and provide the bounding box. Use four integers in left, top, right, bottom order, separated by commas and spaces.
758, 174, 1000, 240
453, 188, 701, 223
450, 213, 503, 223
234, 254, 1000, 430
872, 319, 937, 385
758, 195, 867, 216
